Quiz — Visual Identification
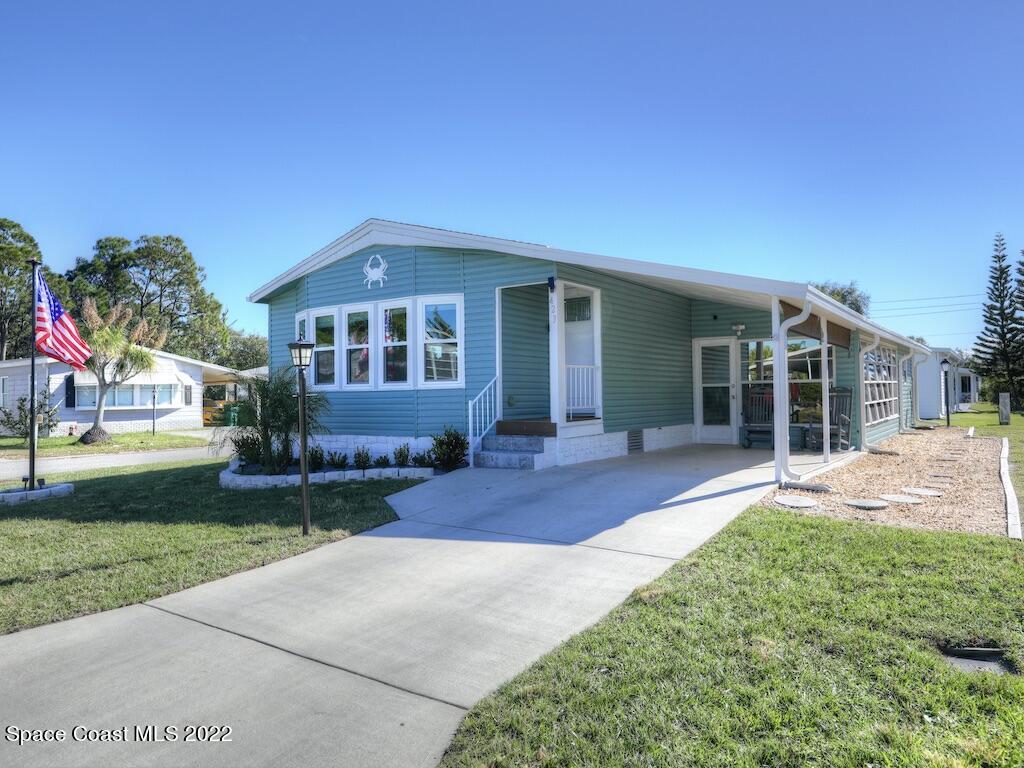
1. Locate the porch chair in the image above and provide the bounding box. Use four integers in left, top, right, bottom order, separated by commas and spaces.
741, 386, 774, 449
805, 387, 853, 452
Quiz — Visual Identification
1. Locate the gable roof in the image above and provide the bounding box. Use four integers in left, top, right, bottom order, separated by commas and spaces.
248, 218, 929, 354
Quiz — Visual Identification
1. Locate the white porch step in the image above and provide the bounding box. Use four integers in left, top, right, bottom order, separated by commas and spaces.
481, 435, 547, 452
474, 450, 543, 470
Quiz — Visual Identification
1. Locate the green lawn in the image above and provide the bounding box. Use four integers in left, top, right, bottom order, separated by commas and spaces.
0, 431, 209, 458
0, 459, 417, 634
443, 508, 1024, 768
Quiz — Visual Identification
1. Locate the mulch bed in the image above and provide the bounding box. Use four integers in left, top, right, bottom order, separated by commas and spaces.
769, 427, 1007, 535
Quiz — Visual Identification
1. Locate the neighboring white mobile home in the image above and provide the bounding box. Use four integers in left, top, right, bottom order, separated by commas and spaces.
916, 347, 981, 419
0, 350, 236, 436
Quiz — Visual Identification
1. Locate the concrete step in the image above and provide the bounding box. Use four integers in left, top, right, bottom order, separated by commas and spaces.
481, 434, 547, 452
474, 450, 540, 470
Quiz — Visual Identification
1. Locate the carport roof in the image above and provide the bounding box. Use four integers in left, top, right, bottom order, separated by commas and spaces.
247, 218, 928, 353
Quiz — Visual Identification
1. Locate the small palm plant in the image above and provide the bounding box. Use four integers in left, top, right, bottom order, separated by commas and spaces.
78, 299, 166, 444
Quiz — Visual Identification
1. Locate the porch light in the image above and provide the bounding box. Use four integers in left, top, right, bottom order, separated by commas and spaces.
288, 339, 315, 370
731, 323, 746, 337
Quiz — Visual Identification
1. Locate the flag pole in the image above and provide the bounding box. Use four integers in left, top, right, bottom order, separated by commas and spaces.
28, 258, 39, 491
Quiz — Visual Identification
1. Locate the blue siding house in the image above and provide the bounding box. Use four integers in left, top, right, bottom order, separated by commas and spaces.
249, 219, 929, 482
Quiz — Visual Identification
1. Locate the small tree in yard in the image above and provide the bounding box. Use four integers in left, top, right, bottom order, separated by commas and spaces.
78, 298, 166, 444
975, 234, 1023, 406
0, 390, 59, 441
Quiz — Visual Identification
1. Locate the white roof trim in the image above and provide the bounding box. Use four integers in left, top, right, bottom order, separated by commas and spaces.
247, 218, 930, 355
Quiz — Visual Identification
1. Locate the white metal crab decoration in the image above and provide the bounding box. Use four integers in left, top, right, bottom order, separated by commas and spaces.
363, 254, 388, 289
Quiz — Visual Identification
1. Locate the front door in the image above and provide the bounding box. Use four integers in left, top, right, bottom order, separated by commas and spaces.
694, 338, 738, 443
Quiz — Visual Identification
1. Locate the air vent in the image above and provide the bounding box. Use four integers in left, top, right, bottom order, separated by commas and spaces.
627, 430, 644, 454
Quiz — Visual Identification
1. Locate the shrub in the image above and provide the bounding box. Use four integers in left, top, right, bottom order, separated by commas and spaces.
0, 391, 60, 441
271, 445, 292, 475
373, 454, 391, 468
431, 426, 468, 472
393, 443, 411, 467
411, 450, 434, 468
308, 444, 325, 472
354, 446, 372, 470
231, 432, 264, 465
328, 451, 348, 470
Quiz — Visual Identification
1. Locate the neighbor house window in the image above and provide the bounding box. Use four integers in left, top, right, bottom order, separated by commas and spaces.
103, 385, 135, 407
313, 312, 336, 386
864, 346, 899, 424
343, 306, 371, 387
0, 377, 7, 408
76, 386, 98, 408
420, 297, 462, 386
156, 383, 175, 405
380, 302, 409, 385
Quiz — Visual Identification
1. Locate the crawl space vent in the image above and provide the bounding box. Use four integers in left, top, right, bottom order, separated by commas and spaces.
627, 430, 644, 454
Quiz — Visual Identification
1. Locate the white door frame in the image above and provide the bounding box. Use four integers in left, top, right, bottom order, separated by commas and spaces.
692, 337, 740, 444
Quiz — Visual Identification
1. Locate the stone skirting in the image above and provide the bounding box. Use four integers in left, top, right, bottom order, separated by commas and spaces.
308, 434, 433, 460
554, 423, 693, 467
219, 460, 434, 489
0, 483, 74, 505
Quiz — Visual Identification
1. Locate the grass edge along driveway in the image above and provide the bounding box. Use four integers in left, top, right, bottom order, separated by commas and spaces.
442, 507, 1024, 768
0, 459, 418, 634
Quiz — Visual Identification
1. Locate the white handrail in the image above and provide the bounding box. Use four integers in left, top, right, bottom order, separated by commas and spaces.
566, 364, 598, 419
467, 376, 498, 466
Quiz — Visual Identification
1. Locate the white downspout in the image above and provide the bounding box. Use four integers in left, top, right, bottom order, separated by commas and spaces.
773, 297, 813, 485
858, 334, 880, 451
820, 314, 830, 465
911, 353, 927, 425
897, 351, 913, 432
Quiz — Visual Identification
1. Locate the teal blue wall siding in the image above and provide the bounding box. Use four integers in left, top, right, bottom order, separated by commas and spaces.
835, 330, 861, 448
500, 284, 550, 420
556, 264, 693, 432
265, 246, 552, 437
866, 413, 900, 443
690, 301, 773, 340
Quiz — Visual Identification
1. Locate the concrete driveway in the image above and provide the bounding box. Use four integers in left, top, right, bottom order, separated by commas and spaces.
0, 445, 777, 768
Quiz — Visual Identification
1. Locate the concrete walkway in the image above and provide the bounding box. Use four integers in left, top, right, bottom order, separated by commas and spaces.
0, 445, 778, 768
0, 437, 226, 481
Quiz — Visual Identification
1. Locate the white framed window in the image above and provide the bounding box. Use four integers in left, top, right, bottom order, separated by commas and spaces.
419, 295, 463, 388
342, 304, 372, 388
76, 386, 98, 408
104, 385, 135, 407
0, 377, 7, 409
864, 346, 899, 424
379, 300, 411, 387
312, 311, 337, 387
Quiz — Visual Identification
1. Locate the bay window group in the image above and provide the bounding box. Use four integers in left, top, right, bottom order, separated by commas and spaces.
75, 383, 181, 409
297, 294, 463, 390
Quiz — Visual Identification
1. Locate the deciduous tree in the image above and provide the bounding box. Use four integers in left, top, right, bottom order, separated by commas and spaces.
812, 280, 870, 315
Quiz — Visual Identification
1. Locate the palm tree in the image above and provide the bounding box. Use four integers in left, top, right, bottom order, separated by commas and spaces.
78, 298, 166, 444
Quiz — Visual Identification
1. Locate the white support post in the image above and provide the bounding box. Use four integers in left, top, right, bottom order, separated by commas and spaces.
897, 351, 913, 432
858, 334, 880, 451
548, 279, 564, 427
820, 315, 830, 465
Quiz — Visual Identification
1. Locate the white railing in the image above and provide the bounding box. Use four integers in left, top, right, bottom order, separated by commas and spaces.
566, 365, 599, 419
467, 376, 499, 466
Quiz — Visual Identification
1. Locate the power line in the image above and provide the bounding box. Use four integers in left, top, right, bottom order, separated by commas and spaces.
870, 307, 981, 319
873, 292, 984, 304
872, 301, 981, 314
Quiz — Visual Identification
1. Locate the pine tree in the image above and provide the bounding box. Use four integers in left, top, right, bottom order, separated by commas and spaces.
975, 234, 1023, 405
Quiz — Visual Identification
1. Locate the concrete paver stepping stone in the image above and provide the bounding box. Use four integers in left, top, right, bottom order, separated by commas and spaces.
902, 487, 943, 497
937, 456, 960, 462
879, 494, 925, 504
929, 473, 955, 479
845, 499, 889, 510
775, 494, 818, 509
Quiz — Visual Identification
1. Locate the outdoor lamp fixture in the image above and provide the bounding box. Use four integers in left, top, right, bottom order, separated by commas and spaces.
731, 323, 746, 337
288, 339, 316, 536
940, 358, 952, 428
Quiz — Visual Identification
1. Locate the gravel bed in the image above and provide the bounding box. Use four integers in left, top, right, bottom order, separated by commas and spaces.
768, 428, 1007, 535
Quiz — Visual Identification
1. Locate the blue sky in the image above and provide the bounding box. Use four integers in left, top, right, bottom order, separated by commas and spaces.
3, 1, 1022, 347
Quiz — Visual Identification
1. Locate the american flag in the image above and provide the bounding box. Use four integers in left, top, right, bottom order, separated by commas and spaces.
35, 272, 92, 371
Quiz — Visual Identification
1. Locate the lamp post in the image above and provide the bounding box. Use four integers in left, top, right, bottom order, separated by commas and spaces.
940, 358, 951, 428
288, 339, 315, 536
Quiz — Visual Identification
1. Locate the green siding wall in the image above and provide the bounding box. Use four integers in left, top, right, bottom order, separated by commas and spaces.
835, 330, 862, 448
265, 246, 552, 437
556, 264, 693, 432
690, 301, 773, 340
500, 284, 550, 420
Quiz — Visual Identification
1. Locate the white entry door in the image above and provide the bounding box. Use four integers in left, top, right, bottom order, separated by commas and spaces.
694, 338, 738, 444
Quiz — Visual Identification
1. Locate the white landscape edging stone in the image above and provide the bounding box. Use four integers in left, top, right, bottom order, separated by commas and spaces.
0, 483, 74, 505
1000, 437, 1021, 540
219, 460, 434, 490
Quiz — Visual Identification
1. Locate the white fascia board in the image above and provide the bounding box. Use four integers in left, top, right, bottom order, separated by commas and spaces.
246, 219, 809, 304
